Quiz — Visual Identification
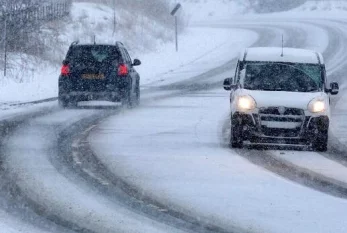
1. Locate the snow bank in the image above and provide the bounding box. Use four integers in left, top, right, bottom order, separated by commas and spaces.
294, 0, 347, 12
180, 0, 248, 22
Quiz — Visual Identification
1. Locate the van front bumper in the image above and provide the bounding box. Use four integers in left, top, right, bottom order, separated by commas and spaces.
232, 112, 329, 145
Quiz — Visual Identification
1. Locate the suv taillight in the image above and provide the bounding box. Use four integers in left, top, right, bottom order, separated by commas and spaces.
61, 64, 70, 76
118, 64, 128, 76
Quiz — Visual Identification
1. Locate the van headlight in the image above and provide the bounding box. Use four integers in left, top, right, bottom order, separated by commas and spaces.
308, 98, 326, 113
237, 95, 257, 111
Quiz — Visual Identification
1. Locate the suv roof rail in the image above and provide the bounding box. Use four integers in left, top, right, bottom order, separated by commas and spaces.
70, 40, 79, 46
116, 41, 124, 47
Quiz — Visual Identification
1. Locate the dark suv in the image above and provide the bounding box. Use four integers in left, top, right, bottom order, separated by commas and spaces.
58, 41, 141, 107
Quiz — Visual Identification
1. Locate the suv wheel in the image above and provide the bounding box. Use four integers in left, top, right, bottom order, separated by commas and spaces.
58, 96, 68, 108
59, 95, 77, 109
230, 120, 243, 148
312, 130, 328, 152
121, 88, 133, 108
135, 82, 140, 106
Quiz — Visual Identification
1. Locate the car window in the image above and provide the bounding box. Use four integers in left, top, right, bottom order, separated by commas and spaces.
119, 47, 131, 64
124, 49, 132, 64
67, 45, 120, 66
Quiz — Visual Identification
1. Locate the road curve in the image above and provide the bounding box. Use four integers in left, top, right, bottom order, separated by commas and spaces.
2, 17, 347, 233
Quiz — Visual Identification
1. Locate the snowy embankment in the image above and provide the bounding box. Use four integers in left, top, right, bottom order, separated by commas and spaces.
180, 0, 248, 22
257, 0, 347, 18
295, 0, 347, 12
0, 1, 249, 103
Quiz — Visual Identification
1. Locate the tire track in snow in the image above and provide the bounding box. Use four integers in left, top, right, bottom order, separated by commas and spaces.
57, 122, 237, 233
218, 19, 347, 200
62, 21, 314, 232
220, 117, 347, 199
36, 24, 288, 233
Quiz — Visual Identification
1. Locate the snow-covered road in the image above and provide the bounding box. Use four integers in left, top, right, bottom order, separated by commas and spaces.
89, 18, 347, 233
3, 16, 347, 233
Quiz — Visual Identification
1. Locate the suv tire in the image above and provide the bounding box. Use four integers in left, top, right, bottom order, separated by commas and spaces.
135, 82, 140, 106
121, 87, 133, 108
59, 97, 68, 108
59, 96, 77, 109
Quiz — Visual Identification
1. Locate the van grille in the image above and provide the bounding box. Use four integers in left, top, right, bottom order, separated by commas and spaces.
259, 107, 304, 116
258, 107, 305, 137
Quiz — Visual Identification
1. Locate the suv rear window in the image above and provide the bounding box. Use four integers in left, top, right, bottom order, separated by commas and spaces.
66, 45, 120, 65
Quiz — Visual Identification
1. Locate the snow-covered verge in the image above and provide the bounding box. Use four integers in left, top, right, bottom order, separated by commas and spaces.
294, 0, 347, 12
254, 0, 347, 18
180, 0, 249, 23
138, 28, 257, 87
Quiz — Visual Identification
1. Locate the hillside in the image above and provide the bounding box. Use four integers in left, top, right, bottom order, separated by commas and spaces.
0, 1, 243, 102
293, 0, 347, 11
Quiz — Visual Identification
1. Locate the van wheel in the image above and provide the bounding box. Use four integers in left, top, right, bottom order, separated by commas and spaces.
230, 122, 243, 148
312, 130, 328, 152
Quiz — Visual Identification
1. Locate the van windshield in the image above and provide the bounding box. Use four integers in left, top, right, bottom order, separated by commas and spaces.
242, 62, 323, 92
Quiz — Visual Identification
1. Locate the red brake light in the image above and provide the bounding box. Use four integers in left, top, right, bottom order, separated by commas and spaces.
118, 64, 128, 76
61, 65, 70, 76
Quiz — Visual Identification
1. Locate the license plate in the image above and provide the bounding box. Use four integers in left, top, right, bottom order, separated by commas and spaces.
82, 73, 105, 80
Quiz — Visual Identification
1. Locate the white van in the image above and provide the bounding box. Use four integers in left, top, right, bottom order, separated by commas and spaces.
223, 47, 339, 151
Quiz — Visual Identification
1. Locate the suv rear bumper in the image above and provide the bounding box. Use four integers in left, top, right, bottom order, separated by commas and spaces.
58, 75, 131, 101
59, 91, 123, 102
232, 112, 329, 145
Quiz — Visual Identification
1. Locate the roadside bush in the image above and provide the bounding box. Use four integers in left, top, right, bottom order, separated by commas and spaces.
245, 0, 305, 13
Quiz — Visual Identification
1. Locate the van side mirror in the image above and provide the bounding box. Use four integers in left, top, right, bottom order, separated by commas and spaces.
133, 59, 141, 66
330, 82, 339, 95
223, 78, 232, 90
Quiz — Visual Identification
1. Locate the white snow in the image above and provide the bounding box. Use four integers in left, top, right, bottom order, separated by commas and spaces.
272, 151, 347, 184
0, 209, 52, 233
139, 28, 257, 87
89, 89, 347, 233
0, 101, 57, 121
180, 0, 248, 23
2, 1, 347, 232
4, 109, 186, 233
294, 1, 347, 12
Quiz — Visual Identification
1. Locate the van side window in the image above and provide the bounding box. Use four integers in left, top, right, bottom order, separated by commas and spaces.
322, 66, 328, 92
234, 61, 240, 84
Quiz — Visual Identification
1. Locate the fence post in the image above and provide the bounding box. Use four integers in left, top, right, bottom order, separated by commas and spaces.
4, 13, 7, 77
